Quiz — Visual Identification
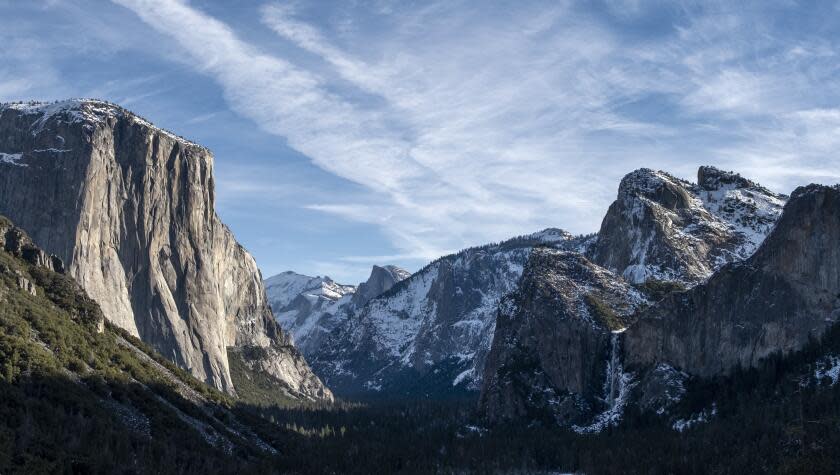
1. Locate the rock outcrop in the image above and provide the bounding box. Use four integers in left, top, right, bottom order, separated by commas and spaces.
0, 215, 105, 330
0, 100, 331, 401
588, 167, 786, 284
350, 265, 412, 308
0, 216, 64, 274
624, 184, 840, 377
480, 248, 645, 426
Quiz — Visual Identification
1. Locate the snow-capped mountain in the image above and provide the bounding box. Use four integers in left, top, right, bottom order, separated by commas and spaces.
588, 167, 786, 284
481, 181, 838, 431
265, 272, 356, 355
265, 266, 410, 356
265, 271, 356, 315
309, 230, 589, 397
308, 166, 787, 403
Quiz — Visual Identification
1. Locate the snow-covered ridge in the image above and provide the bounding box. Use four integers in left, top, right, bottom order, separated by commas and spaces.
264, 271, 356, 351
379, 227, 591, 300
312, 231, 585, 394
1, 99, 203, 148
265, 271, 355, 310
265, 266, 411, 357
696, 173, 787, 259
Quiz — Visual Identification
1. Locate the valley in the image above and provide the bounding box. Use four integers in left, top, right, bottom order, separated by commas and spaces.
0, 99, 838, 474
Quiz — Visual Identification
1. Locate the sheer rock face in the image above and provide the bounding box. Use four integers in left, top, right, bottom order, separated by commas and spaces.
588, 167, 786, 285
0, 100, 332, 401
350, 265, 411, 308
479, 248, 644, 424
624, 184, 840, 377
477, 173, 833, 427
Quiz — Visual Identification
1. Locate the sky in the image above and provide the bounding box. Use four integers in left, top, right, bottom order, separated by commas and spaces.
1, 0, 839, 284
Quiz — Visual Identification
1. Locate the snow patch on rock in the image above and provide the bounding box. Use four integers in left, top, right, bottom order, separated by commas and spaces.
0, 152, 25, 167
801, 354, 840, 387
2, 99, 202, 147
673, 404, 717, 432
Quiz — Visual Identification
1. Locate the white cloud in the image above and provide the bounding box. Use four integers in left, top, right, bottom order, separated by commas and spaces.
682, 70, 772, 115
109, 0, 840, 263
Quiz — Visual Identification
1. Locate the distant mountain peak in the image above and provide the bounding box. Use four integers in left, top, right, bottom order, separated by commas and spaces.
265, 271, 355, 311
265, 265, 410, 358
531, 227, 574, 243
351, 264, 411, 307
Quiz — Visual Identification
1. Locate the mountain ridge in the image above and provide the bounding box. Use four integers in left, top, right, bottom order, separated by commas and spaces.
265, 265, 411, 358
480, 180, 838, 429
303, 166, 786, 401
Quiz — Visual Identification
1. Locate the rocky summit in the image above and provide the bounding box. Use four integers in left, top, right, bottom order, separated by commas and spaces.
477, 178, 839, 431
0, 100, 331, 402
588, 167, 786, 285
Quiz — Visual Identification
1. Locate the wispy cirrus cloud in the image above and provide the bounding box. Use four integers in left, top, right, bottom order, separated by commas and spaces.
109, 0, 840, 266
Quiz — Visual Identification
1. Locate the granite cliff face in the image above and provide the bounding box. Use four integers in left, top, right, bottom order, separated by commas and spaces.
0, 100, 331, 401
479, 181, 839, 428
480, 248, 645, 428
350, 265, 412, 308
624, 184, 840, 377
588, 167, 786, 284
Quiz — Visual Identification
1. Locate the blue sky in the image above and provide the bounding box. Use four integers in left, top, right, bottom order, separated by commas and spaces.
2, 0, 840, 284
